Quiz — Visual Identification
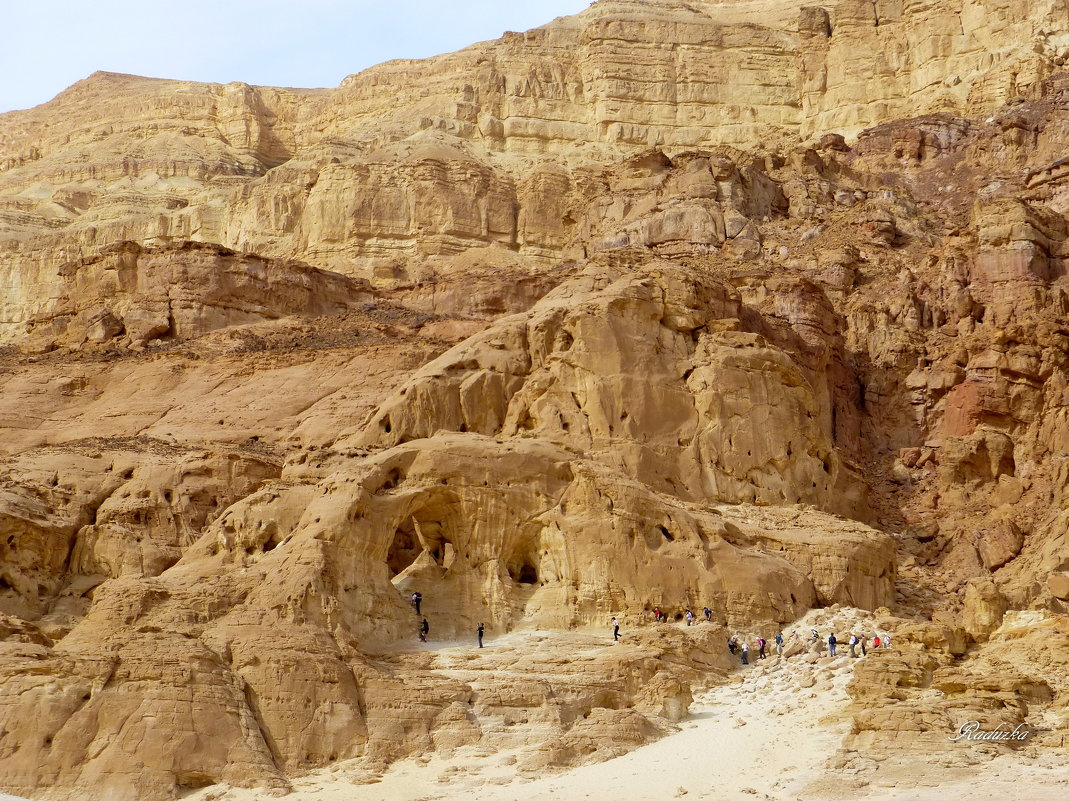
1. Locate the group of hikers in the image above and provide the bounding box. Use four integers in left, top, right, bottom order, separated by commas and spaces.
726, 628, 892, 664
651, 606, 713, 624
410, 591, 893, 661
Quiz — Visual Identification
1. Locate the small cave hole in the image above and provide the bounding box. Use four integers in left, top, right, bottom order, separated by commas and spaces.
262, 538, 279, 553
380, 467, 405, 491
387, 522, 421, 576
175, 773, 215, 790
657, 525, 674, 542
674, 612, 684, 621
382, 416, 393, 434
508, 550, 540, 586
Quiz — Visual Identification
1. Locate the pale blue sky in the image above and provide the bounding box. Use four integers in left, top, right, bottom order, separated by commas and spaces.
0, 0, 592, 113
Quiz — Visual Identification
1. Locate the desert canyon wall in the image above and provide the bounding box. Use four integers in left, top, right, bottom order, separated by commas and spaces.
0, 1, 1067, 799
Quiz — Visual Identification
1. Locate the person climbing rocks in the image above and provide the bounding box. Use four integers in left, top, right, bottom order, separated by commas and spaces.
775, 632, 784, 656
612, 616, 620, 641
860, 635, 867, 657
653, 607, 662, 623
811, 628, 819, 642
703, 607, 712, 622
741, 642, 749, 665
873, 634, 881, 649
849, 633, 858, 658
477, 622, 485, 648
828, 632, 837, 657
419, 618, 429, 642
412, 591, 422, 615
758, 637, 767, 659
728, 636, 738, 655
883, 634, 892, 648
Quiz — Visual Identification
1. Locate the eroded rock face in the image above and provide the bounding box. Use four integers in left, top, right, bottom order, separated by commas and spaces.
355, 260, 867, 518
21, 241, 372, 353
3, 1, 1069, 799
2, 0, 1068, 335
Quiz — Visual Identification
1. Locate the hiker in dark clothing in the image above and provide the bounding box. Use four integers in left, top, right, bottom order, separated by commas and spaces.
703, 607, 712, 622
828, 632, 837, 657
477, 622, 485, 648
728, 636, 738, 655
412, 592, 422, 615
758, 637, 767, 659
861, 635, 867, 657
741, 642, 749, 665
419, 618, 429, 642
612, 616, 620, 641
775, 632, 784, 656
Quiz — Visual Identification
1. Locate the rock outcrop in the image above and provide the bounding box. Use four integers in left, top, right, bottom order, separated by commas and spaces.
2, 0, 1069, 799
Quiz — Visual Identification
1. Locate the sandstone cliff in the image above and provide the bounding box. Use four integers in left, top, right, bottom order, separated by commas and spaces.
1, 1, 1069, 799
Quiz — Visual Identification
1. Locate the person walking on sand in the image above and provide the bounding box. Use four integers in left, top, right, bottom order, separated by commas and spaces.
775, 632, 784, 656
612, 616, 620, 641
477, 622, 485, 648
828, 632, 837, 657
741, 642, 749, 665
412, 591, 422, 615
419, 618, 429, 642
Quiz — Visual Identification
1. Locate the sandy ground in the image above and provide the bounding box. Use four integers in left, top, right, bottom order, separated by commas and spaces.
192, 627, 853, 801
191, 623, 1069, 801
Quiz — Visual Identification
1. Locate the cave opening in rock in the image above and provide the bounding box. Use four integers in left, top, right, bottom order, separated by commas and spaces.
518, 563, 538, 584
508, 548, 540, 586
387, 519, 422, 576
657, 525, 674, 542
380, 467, 405, 491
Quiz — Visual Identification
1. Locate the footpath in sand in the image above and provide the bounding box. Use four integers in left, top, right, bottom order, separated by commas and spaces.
193, 615, 1069, 801
194, 619, 859, 801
